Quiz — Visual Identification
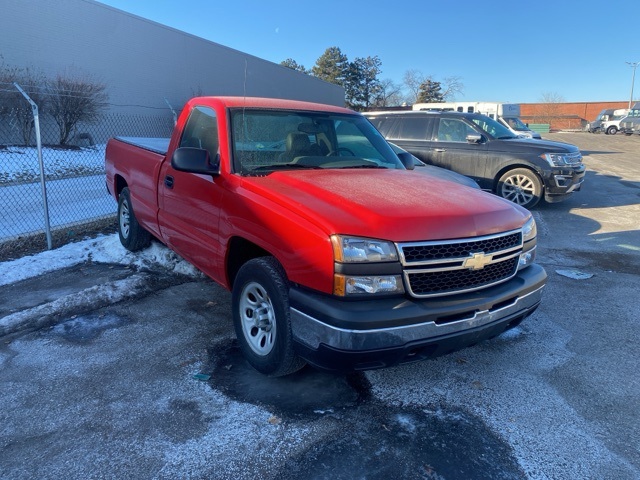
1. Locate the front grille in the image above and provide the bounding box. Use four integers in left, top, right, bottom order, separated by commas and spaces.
401, 232, 521, 264
406, 257, 519, 296
398, 230, 523, 298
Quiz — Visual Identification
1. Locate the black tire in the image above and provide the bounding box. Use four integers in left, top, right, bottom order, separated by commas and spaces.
232, 257, 306, 377
117, 187, 151, 251
606, 126, 617, 135
497, 168, 543, 209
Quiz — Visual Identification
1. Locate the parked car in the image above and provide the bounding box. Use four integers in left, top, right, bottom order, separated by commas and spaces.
388, 142, 480, 189
365, 110, 585, 209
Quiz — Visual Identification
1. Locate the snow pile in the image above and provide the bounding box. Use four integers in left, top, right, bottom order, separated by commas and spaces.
0, 145, 106, 184
0, 234, 203, 287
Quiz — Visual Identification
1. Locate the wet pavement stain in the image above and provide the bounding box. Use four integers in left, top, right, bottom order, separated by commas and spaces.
209, 343, 369, 417
277, 403, 526, 480
51, 313, 130, 343
208, 342, 525, 479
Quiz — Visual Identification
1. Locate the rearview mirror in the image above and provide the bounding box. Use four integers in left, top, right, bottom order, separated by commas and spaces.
466, 134, 483, 144
171, 147, 220, 175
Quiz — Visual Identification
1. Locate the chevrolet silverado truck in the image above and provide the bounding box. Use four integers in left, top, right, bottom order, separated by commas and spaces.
105, 96, 547, 376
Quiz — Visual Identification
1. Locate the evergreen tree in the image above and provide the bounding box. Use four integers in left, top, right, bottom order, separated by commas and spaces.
280, 58, 308, 74
311, 47, 348, 86
417, 79, 444, 103
345, 56, 382, 109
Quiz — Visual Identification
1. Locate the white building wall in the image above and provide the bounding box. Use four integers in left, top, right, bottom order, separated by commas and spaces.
0, 0, 344, 115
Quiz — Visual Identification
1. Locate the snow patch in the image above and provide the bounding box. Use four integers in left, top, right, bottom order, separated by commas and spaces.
0, 234, 203, 287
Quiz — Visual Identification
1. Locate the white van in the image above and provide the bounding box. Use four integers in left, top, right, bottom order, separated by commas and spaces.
600, 108, 630, 135
412, 102, 541, 139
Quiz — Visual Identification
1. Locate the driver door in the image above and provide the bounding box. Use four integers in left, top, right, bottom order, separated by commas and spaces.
429, 118, 488, 187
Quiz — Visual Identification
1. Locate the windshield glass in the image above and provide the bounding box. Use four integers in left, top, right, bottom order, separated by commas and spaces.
503, 117, 529, 131
471, 115, 516, 139
230, 109, 402, 175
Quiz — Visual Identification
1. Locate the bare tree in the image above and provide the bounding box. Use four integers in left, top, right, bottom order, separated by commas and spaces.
372, 79, 404, 107
441, 76, 464, 100
534, 91, 566, 126
403, 70, 464, 104
0, 62, 47, 145
47, 75, 108, 145
403, 69, 427, 104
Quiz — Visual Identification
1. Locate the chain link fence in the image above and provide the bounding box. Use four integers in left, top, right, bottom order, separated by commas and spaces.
0, 110, 174, 258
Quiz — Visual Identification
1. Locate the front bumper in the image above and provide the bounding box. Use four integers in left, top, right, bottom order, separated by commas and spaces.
542, 164, 586, 202
289, 264, 546, 371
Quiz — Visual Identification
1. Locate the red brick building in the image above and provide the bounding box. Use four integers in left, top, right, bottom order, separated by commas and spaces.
520, 101, 630, 131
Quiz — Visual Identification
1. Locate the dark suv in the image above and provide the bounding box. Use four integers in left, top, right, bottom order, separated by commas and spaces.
365, 111, 585, 208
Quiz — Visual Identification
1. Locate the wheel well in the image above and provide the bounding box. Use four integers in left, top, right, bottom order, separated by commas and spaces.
115, 175, 128, 197
493, 165, 543, 193
226, 237, 271, 288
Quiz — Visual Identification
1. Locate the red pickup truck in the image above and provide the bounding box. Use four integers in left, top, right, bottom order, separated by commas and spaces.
105, 96, 546, 376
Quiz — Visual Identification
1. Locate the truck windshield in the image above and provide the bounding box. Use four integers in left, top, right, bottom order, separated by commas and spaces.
471, 115, 517, 139
503, 117, 530, 132
230, 109, 403, 175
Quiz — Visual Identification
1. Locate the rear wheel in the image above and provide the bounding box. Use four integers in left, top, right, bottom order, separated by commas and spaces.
606, 126, 617, 135
497, 168, 543, 209
117, 187, 151, 251
232, 257, 306, 376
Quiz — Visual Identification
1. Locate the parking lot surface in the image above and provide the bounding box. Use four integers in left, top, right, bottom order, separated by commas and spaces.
0, 132, 639, 479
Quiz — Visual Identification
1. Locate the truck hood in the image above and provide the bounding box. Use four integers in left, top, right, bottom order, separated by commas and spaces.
241, 169, 529, 241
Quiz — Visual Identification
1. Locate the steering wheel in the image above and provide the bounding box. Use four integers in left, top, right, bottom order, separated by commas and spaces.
326, 147, 355, 156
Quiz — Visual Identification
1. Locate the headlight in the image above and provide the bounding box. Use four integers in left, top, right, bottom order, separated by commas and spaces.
519, 217, 537, 270
331, 235, 398, 263
331, 235, 403, 296
540, 152, 582, 167
522, 217, 537, 243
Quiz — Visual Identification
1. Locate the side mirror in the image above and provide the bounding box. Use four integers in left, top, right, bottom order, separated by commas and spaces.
396, 151, 415, 170
466, 134, 483, 144
171, 147, 220, 175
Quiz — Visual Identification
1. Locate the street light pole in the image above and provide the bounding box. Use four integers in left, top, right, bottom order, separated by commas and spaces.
626, 61, 639, 109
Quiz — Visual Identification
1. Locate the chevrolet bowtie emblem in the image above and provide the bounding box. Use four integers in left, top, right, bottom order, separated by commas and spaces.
463, 252, 493, 270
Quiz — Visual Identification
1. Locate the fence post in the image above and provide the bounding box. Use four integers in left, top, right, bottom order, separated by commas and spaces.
14, 82, 53, 250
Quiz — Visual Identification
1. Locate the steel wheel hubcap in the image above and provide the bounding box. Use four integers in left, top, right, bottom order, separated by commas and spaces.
119, 201, 130, 238
239, 282, 276, 356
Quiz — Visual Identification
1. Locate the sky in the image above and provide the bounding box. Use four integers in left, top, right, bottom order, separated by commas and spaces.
95, 0, 640, 104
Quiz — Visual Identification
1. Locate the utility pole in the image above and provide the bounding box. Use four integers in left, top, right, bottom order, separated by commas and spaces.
625, 61, 639, 109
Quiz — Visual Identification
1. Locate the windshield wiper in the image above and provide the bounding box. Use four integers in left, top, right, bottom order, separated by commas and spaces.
336, 164, 388, 169
250, 163, 322, 172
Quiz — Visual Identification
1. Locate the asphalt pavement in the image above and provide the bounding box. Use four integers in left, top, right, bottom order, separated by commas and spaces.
0, 132, 639, 479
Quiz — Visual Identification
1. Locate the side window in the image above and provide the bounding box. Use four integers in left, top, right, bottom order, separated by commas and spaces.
436, 119, 476, 142
179, 106, 219, 161
395, 117, 429, 140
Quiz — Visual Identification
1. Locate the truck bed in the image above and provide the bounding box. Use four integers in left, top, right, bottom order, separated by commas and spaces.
115, 137, 170, 155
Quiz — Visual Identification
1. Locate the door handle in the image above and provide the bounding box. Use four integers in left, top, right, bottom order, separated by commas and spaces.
164, 175, 174, 189
434, 148, 446, 153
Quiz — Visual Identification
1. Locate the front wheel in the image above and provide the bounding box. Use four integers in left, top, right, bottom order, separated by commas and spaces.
232, 257, 306, 376
606, 126, 617, 135
497, 168, 543, 209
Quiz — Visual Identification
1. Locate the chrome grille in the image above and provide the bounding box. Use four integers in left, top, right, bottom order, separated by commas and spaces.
406, 257, 519, 296
401, 232, 521, 264
398, 230, 523, 298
